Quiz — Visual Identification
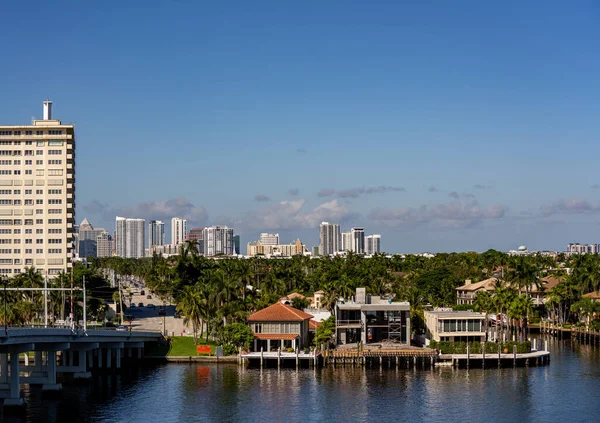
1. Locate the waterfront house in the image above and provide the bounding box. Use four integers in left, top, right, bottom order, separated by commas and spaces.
248, 303, 313, 352
455, 278, 498, 305
335, 288, 411, 345
279, 292, 306, 306
456, 276, 563, 306
424, 310, 486, 343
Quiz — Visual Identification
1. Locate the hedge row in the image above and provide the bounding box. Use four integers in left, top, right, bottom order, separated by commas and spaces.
429, 340, 532, 354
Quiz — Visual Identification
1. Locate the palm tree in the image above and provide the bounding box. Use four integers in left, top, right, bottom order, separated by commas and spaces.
474, 290, 493, 340
176, 285, 204, 343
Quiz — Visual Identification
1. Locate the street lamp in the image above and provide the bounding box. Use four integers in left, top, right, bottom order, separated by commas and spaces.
2, 277, 8, 335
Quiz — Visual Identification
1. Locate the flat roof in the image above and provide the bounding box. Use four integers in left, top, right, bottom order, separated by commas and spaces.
425, 310, 486, 319
337, 302, 410, 311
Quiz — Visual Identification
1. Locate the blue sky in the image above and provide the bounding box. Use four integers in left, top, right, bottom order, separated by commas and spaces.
1, 0, 599, 253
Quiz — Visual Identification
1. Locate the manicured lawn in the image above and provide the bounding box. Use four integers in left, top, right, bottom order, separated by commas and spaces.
144, 336, 218, 357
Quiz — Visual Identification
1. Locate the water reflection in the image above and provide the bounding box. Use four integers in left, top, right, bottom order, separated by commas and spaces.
2, 338, 600, 422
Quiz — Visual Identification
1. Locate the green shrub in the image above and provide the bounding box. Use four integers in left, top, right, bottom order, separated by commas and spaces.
222, 343, 237, 356
434, 340, 531, 354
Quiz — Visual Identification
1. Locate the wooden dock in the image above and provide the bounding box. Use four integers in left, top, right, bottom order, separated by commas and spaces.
243, 349, 320, 368
438, 349, 550, 368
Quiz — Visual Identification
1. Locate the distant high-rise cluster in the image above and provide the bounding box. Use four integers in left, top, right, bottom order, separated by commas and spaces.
319, 222, 380, 256
77, 218, 111, 259
567, 243, 599, 254
247, 233, 306, 257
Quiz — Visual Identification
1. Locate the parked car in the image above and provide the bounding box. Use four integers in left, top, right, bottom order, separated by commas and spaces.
158, 308, 166, 316
146, 295, 152, 299
105, 322, 115, 328
116, 325, 127, 332
147, 303, 155, 308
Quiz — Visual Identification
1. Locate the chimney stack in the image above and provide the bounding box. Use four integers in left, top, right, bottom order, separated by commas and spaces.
43, 99, 53, 120
465, 279, 472, 286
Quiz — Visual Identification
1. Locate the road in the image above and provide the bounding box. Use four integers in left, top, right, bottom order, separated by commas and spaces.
119, 284, 191, 336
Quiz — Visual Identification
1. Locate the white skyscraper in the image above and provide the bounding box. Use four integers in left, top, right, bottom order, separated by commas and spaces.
365, 235, 381, 255
351, 227, 365, 254
319, 222, 341, 256
116, 216, 145, 258
341, 232, 352, 252
203, 226, 234, 257
260, 233, 280, 246
149, 220, 165, 248
0, 100, 75, 277
171, 217, 187, 245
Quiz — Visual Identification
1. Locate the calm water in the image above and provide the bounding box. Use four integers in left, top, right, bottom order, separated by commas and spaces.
3, 337, 600, 423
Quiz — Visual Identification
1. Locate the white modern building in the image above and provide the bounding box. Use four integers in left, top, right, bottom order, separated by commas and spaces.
0, 100, 75, 277
341, 232, 352, 252
115, 216, 145, 258
365, 234, 381, 255
319, 222, 340, 256
567, 243, 599, 254
260, 233, 279, 246
171, 217, 187, 245
203, 225, 234, 257
351, 227, 365, 254
149, 220, 165, 248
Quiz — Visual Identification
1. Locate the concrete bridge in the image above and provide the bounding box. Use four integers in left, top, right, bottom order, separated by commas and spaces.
0, 328, 162, 406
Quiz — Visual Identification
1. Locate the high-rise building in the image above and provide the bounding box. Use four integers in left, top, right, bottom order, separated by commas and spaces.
0, 100, 75, 276
171, 217, 187, 245
365, 235, 381, 255
233, 234, 240, 255
96, 231, 112, 258
567, 243, 599, 254
319, 222, 340, 256
116, 216, 145, 258
341, 232, 352, 252
260, 233, 279, 246
185, 227, 204, 254
149, 220, 165, 248
77, 218, 109, 259
202, 226, 234, 257
351, 227, 365, 254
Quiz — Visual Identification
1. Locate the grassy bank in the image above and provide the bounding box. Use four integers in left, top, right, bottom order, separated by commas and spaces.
144, 336, 218, 357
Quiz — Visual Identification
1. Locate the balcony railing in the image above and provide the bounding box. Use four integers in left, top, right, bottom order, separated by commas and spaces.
336, 320, 362, 327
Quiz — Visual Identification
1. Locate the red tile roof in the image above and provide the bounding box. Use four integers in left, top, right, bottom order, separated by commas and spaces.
254, 333, 299, 340
248, 302, 313, 322
309, 320, 322, 330
583, 291, 600, 300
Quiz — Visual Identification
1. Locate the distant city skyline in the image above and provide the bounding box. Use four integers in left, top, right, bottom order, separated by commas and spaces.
3, 2, 599, 253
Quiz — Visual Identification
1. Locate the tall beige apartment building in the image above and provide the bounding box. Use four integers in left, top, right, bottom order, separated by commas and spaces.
0, 100, 75, 277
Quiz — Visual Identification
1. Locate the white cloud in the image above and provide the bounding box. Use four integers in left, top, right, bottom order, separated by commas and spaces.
243, 199, 354, 230
369, 200, 507, 229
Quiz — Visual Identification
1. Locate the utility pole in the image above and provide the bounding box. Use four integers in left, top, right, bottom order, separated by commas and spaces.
70, 267, 74, 330
118, 277, 124, 325
3, 278, 7, 335
83, 275, 87, 331
61, 273, 65, 321
44, 273, 48, 328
